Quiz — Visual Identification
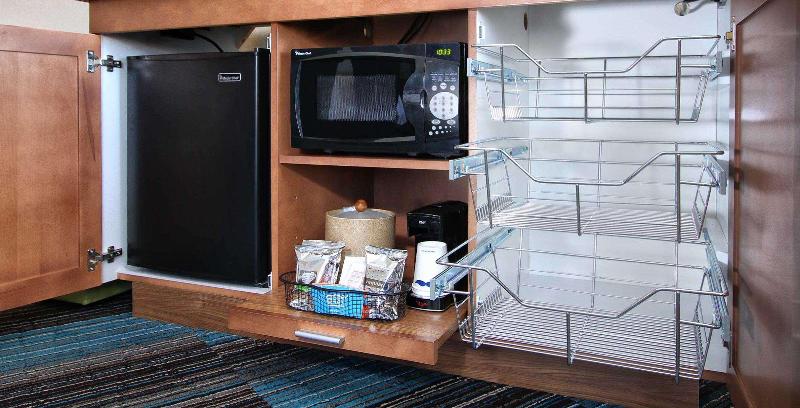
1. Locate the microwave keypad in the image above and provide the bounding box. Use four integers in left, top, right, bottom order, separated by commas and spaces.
430, 92, 459, 120
426, 59, 461, 141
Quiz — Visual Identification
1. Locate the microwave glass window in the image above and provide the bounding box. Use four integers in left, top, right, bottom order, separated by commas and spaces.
297, 56, 421, 141
316, 74, 397, 122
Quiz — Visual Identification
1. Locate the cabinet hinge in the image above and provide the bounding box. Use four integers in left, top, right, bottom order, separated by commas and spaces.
727, 16, 736, 52
87, 50, 122, 73
87, 246, 124, 272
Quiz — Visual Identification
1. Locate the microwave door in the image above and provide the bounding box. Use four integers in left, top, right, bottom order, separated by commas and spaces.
293, 53, 426, 151
400, 68, 427, 146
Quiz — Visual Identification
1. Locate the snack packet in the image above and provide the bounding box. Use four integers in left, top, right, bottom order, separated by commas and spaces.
339, 256, 367, 290
364, 245, 407, 294
295, 240, 345, 285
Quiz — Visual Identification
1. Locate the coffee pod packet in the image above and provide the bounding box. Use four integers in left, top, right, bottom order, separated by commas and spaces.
295, 240, 345, 285
363, 245, 407, 320
364, 245, 407, 294
339, 256, 367, 290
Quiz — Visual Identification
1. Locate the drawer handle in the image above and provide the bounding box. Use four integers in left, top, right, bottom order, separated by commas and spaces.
294, 330, 344, 346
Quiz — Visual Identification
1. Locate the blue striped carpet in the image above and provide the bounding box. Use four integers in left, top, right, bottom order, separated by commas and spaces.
0, 292, 732, 408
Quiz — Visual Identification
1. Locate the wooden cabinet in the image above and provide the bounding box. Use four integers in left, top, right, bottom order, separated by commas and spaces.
269, 14, 471, 283
728, 0, 800, 406
2, 1, 798, 406
0, 25, 102, 310
85, 0, 552, 34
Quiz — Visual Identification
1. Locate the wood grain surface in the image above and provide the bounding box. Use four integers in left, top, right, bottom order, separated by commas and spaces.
131, 281, 253, 334
86, 0, 581, 34
729, 0, 800, 407
0, 25, 101, 311
279, 154, 451, 171
229, 290, 461, 365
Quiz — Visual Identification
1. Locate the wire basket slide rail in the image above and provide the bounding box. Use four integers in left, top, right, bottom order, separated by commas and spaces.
471, 35, 721, 123
450, 138, 726, 243
434, 228, 729, 383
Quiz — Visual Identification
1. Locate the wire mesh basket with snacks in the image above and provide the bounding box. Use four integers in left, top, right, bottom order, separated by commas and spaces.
286, 242, 410, 321
280, 272, 410, 320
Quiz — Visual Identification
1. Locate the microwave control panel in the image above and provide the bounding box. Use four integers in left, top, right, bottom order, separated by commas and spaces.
425, 59, 461, 140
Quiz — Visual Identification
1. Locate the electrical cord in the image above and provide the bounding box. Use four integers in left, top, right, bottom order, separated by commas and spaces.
194, 32, 224, 52
398, 14, 431, 44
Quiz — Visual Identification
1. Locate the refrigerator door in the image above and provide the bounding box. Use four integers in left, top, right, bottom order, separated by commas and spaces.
127, 50, 269, 285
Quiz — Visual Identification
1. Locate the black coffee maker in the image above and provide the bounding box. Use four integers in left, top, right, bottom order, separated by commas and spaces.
407, 201, 468, 311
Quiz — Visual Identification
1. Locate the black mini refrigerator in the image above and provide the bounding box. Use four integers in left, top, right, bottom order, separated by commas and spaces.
127, 50, 270, 286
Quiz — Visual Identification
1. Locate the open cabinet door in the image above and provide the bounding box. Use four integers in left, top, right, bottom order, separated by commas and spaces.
730, 0, 800, 406
0, 25, 102, 311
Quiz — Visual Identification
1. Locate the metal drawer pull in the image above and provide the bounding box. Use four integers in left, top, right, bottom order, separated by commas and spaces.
294, 330, 344, 346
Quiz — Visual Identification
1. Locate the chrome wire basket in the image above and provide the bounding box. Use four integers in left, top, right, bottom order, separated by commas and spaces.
435, 228, 729, 382
472, 35, 721, 123
449, 138, 726, 243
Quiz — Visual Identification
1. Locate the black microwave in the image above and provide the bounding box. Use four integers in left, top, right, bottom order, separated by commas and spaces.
291, 42, 467, 158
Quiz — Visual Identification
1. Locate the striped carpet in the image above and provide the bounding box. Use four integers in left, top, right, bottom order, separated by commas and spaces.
0, 292, 733, 408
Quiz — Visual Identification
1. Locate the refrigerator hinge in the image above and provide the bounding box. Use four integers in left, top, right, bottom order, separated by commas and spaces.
87, 50, 122, 73
87, 246, 124, 272
257, 272, 272, 289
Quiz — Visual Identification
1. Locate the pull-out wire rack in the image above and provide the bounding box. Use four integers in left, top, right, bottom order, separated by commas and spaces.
471, 35, 720, 123
434, 228, 729, 382
450, 138, 726, 243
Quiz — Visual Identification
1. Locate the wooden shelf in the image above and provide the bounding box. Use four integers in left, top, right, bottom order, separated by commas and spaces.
279, 153, 451, 171
229, 287, 459, 365
120, 273, 459, 365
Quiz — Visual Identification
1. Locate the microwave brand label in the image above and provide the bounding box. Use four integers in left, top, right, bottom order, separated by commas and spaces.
294, 50, 311, 56
217, 73, 242, 83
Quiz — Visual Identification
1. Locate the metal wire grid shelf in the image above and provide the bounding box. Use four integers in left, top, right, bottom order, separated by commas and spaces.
470, 35, 721, 123
434, 228, 729, 382
449, 138, 726, 243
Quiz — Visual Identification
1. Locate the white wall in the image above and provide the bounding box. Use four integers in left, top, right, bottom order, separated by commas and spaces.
0, 0, 88, 33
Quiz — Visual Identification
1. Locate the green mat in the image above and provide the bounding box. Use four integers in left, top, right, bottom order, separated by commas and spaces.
55, 280, 132, 306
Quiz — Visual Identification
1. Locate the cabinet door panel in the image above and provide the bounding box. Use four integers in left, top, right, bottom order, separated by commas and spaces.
0, 25, 101, 311
731, 0, 800, 406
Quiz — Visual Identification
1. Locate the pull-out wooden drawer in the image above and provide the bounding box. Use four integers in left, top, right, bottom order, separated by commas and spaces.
229, 294, 459, 365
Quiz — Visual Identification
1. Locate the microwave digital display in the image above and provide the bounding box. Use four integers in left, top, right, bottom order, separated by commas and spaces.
435, 48, 453, 56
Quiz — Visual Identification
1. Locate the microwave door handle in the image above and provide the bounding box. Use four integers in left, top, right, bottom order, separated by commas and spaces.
420, 89, 426, 109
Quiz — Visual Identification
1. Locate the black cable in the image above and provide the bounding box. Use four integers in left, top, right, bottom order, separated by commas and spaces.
409, 15, 431, 43
398, 18, 419, 44
398, 14, 431, 44
194, 32, 224, 52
